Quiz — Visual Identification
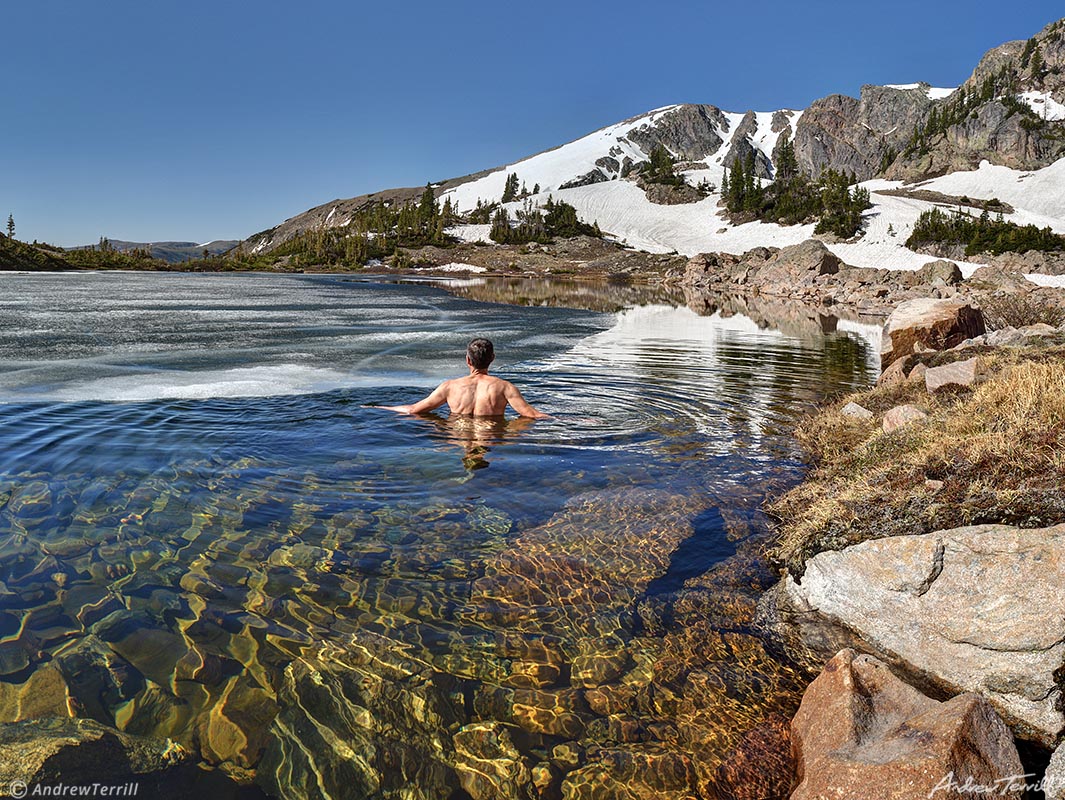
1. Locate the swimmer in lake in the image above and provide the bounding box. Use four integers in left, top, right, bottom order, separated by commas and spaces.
380, 338, 550, 419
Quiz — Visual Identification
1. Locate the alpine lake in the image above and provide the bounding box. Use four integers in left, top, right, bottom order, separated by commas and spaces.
0, 272, 879, 799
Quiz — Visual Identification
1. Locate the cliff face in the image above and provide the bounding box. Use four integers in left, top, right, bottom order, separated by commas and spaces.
886, 19, 1065, 180
793, 85, 937, 181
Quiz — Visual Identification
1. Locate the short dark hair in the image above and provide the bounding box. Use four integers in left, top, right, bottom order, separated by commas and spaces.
466, 338, 494, 370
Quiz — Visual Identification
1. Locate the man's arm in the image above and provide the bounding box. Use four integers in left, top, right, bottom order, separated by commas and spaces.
504, 382, 550, 419
380, 381, 450, 414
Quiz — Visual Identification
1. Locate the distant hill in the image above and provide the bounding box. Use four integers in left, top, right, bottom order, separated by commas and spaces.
0, 234, 73, 271
69, 239, 239, 263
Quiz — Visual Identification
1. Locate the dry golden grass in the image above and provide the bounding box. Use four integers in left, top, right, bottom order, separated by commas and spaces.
771, 346, 1065, 576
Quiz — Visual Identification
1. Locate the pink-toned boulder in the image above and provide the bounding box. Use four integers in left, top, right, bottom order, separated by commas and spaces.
791, 649, 1023, 800
880, 299, 985, 369
882, 404, 927, 433
925, 357, 986, 393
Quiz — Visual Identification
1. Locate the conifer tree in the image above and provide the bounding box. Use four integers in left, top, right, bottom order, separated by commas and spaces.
5, 215, 12, 238
417, 183, 438, 232
502, 173, 519, 203
490, 208, 512, 243
1030, 47, 1044, 78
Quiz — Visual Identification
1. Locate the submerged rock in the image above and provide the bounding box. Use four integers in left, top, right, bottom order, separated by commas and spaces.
791, 649, 1023, 800
0, 718, 194, 793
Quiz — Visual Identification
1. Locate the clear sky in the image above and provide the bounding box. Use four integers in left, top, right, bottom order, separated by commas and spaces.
3, 0, 1062, 246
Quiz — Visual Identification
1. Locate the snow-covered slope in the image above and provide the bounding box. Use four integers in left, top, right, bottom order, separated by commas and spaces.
441, 104, 799, 211
446, 146, 1065, 272
434, 82, 1065, 273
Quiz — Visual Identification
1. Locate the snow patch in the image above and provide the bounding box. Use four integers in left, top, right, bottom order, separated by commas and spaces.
1018, 91, 1065, 121
884, 83, 957, 100
422, 263, 488, 273
1024, 273, 1065, 288
445, 224, 492, 244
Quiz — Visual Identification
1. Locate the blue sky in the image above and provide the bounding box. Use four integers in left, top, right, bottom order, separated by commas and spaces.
3, 1, 1062, 246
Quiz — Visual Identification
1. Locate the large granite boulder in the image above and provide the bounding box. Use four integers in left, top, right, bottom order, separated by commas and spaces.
1046, 742, 1065, 800
791, 649, 1023, 800
779, 523, 1065, 745
968, 265, 1034, 294
917, 259, 964, 285
752, 239, 842, 289
880, 298, 985, 369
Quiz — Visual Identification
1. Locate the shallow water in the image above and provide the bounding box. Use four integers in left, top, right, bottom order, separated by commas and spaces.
0, 273, 876, 796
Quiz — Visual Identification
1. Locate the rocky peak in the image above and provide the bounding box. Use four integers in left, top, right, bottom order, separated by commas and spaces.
885, 17, 1065, 180
720, 111, 774, 178
624, 104, 731, 161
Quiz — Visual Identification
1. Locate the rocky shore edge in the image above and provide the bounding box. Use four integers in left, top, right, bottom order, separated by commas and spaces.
756, 296, 1065, 798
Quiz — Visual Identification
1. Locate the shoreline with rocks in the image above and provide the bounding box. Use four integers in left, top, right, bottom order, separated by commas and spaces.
754, 295, 1065, 796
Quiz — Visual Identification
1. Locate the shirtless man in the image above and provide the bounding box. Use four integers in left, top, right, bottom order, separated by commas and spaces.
380, 338, 549, 418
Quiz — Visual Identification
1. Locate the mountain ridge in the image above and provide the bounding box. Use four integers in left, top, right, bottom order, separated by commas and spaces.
239, 17, 1065, 267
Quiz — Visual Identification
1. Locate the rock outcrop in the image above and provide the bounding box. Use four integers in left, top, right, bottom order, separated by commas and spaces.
791, 649, 1024, 800
624, 104, 731, 162
794, 84, 937, 180
719, 111, 774, 178
880, 298, 986, 369
887, 19, 1065, 180
682, 240, 983, 315
777, 523, 1065, 745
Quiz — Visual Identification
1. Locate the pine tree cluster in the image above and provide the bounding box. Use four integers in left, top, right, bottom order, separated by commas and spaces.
640, 145, 684, 186
490, 197, 599, 244
501, 173, 539, 203
721, 138, 871, 238
906, 207, 1065, 256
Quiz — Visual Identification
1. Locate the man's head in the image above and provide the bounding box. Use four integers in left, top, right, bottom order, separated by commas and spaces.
466, 338, 495, 371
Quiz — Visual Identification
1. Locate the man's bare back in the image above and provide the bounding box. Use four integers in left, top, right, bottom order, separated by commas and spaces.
379, 338, 549, 419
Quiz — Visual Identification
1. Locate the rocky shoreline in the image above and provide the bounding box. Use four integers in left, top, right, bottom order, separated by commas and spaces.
755, 297, 1065, 797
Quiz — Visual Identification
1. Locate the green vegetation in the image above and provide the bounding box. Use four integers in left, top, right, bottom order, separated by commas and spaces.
721, 139, 871, 238
906, 207, 1065, 256
0, 233, 74, 270
490, 197, 599, 244
641, 145, 683, 186
7, 175, 603, 272
501, 173, 536, 203
239, 183, 462, 269
502, 173, 519, 203
5, 215, 13, 238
